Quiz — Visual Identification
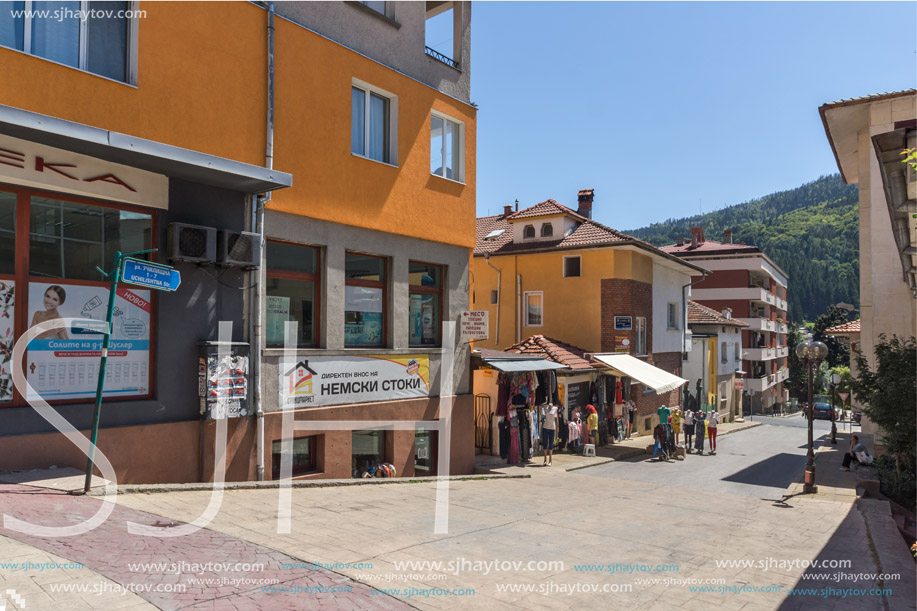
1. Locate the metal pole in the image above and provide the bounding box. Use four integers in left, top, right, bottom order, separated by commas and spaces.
830, 382, 837, 444
804, 360, 816, 493
84, 251, 122, 494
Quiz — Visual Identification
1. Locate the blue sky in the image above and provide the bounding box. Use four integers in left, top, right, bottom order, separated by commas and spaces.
471, 1, 917, 230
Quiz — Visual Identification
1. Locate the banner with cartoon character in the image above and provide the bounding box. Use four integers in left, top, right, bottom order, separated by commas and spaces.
279, 354, 430, 408
26, 282, 151, 401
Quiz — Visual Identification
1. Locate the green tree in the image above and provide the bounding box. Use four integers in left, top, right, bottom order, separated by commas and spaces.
851, 335, 917, 475
812, 305, 851, 368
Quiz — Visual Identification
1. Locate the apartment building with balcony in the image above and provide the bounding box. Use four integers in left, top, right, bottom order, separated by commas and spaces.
662, 227, 789, 413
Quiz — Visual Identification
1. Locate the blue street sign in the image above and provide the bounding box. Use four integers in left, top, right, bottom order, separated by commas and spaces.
120, 258, 181, 292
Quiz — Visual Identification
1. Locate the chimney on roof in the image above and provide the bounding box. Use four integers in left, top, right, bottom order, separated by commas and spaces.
723, 230, 733, 244
577, 189, 594, 219
690, 226, 705, 248
515, 199, 519, 212
503, 205, 513, 217
676, 237, 685, 247
722, 308, 732, 319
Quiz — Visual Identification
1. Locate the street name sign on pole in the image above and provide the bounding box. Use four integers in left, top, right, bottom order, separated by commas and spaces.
83, 250, 179, 494
121, 258, 181, 291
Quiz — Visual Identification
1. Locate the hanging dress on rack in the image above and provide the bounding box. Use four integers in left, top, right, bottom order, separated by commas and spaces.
508, 410, 520, 464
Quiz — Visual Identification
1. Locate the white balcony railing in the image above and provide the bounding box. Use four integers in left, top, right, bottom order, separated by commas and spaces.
776, 323, 788, 334
744, 347, 776, 361
746, 374, 777, 392
776, 298, 788, 311
738, 317, 776, 332
776, 346, 788, 358
777, 369, 789, 383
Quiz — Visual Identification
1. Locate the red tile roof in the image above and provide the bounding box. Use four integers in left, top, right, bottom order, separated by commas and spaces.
505, 199, 581, 221
661, 239, 760, 255
504, 335, 594, 370
687, 300, 749, 327
825, 320, 861, 335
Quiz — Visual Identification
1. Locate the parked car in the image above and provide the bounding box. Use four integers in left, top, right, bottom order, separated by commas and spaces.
812, 402, 838, 420
852, 410, 862, 424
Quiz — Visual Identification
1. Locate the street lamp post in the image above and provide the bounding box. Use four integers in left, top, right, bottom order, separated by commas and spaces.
795, 340, 828, 493
829, 372, 841, 445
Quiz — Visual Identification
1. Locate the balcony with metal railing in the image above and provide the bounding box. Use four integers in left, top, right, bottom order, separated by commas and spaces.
425, 46, 459, 69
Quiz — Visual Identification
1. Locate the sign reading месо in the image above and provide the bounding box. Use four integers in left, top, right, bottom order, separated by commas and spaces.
279, 354, 430, 408
460, 310, 489, 341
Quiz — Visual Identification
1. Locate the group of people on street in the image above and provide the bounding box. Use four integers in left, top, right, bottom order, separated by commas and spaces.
652, 404, 720, 459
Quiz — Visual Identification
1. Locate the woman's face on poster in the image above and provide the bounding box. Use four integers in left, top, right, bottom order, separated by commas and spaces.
44, 289, 61, 311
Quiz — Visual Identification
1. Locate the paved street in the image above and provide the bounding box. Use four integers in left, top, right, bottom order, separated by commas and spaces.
1, 424, 911, 611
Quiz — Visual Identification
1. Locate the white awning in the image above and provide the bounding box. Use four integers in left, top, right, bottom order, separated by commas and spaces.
591, 354, 688, 394
483, 359, 567, 373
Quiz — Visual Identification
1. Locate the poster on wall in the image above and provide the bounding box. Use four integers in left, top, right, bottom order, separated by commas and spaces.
265, 295, 291, 345
345, 285, 383, 345
614, 336, 631, 352
0, 280, 14, 402
26, 282, 151, 401
279, 354, 429, 408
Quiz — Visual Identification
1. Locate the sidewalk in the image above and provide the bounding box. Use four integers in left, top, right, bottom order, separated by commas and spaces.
475, 419, 762, 475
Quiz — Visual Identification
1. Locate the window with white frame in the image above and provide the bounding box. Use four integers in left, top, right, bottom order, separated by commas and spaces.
430, 111, 464, 181
352, 80, 396, 164
563, 255, 580, 277
524, 291, 543, 327
0, 0, 138, 83
635, 317, 647, 355
667, 302, 679, 329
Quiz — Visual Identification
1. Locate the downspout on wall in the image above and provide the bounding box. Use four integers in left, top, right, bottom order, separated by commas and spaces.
253, 0, 275, 482
682, 270, 710, 355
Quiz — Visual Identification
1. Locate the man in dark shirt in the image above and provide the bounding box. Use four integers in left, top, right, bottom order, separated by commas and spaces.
841, 435, 868, 471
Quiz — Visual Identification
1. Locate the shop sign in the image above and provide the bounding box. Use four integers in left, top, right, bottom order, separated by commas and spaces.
734, 378, 744, 390
614, 316, 632, 330
460, 310, 489, 341
279, 354, 430, 408
614, 335, 630, 352
0, 133, 168, 210
26, 282, 151, 401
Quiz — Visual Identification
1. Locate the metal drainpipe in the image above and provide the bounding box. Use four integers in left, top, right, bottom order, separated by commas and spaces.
254, 1, 275, 482
484, 253, 500, 346
516, 272, 522, 343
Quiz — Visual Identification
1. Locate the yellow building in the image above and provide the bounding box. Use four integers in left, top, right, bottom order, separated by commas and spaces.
472, 192, 706, 429
0, 1, 476, 483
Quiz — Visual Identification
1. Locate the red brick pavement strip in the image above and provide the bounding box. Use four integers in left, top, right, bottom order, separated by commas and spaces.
0, 484, 411, 610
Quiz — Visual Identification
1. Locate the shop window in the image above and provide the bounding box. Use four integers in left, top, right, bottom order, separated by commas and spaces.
30, 197, 151, 281
271, 437, 316, 479
524, 291, 543, 327
1, 1, 136, 83
409, 261, 443, 347
563, 256, 580, 278
414, 429, 436, 476
345, 252, 386, 347
352, 80, 396, 165
667, 302, 679, 330
352, 430, 386, 478
635, 317, 646, 355
0, 191, 14, 275
430, 112, 464, 181
540, 223, 553, 238
265, 241, 320, 347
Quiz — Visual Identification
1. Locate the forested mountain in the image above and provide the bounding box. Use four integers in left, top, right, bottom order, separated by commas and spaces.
626, 174, 858, 323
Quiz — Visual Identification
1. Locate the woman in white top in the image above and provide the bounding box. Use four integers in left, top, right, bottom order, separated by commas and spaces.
683, 407, 695, 451
707, 410, 720, 454
542, 404, 558, 466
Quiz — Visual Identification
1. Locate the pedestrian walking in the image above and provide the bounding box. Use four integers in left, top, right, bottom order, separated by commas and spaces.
626, 400, 636, 440
683, 406, 695, 451
694, 408, 706, 454
708, 409, 720, 455
542, 404, 558, 467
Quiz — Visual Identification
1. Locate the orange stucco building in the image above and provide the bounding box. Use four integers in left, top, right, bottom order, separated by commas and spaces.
0, 1, 476, 483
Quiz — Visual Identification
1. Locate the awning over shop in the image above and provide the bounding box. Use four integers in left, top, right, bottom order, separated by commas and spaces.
591, 354, 688, 394
483, 358, 567, 373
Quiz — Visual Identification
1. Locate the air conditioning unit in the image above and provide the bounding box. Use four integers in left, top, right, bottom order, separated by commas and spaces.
217, 230, 261, 268
167, 222, 217, 264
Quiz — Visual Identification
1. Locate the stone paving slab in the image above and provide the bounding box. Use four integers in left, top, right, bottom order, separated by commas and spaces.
0, 485, 409, 610
0, 467, 112, 492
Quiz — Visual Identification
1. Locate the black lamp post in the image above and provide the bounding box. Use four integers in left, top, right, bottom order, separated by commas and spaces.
829, 372, 841, 445
795, 340, 828, 493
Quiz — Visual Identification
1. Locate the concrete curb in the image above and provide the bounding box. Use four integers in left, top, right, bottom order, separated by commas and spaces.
88, 473, 530, 496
